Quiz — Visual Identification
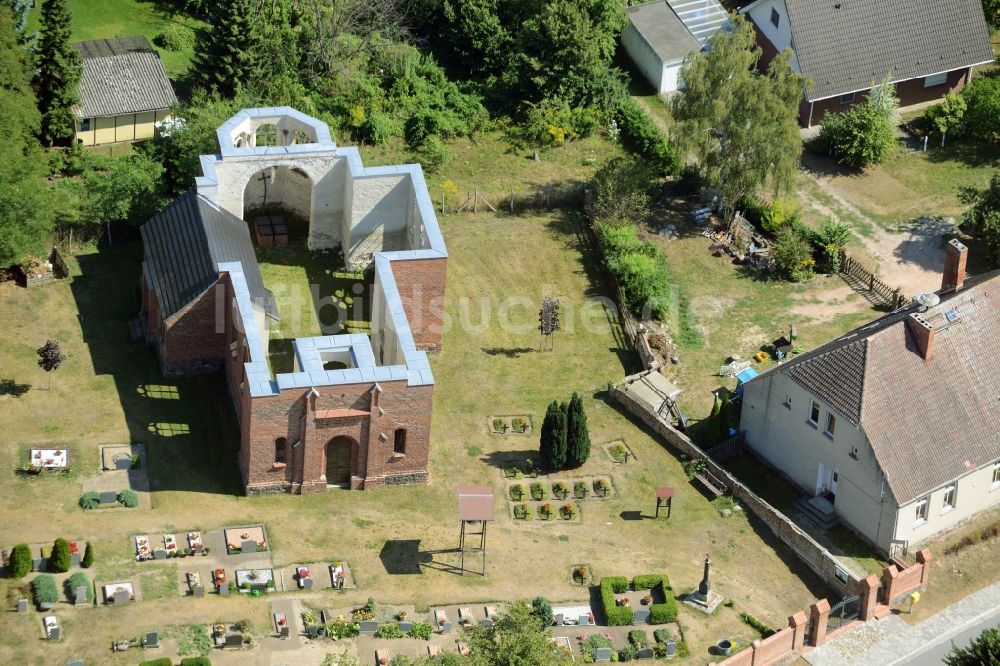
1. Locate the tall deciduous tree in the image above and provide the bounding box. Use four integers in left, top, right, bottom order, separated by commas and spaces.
539, 400, 567, 471
84, 151, 164, 243
671, 14, 805, 211
35, 0, 81, 145
565, 393, 591, 468
464, 600, 573, 666
1, 0, 30, 34
0, 8, 53, 266
961, 173, 1000, 262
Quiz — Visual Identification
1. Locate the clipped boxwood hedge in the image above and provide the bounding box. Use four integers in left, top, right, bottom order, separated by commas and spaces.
139, 659, 173, 666
599, 576, 633, 626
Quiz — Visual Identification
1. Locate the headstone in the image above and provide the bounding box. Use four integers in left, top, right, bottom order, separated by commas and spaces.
74, 586, 88, 606
441, 621, 452, 634
305, 625, 319, 638
70, 552, 81, 567
225, 634, 243, 649
17, 599, 28, 613
579, 613, 593, 626
33, 557, 45, 571
99, 491, 118, 504
279, 626, 289, 639
637, 647, 655, 660
595, 647, 613, 662
554, 613, 564, 626
480, 618, 493, 628
241, 539, 257, 554
192, 586, 205, 598
113, 590, 130, 604
632, 608, 650, 624
664, 641, 677, 658
398, 621, 413, 633
49, 626, 61, 641
116, 457, 131, 470
302, 577, 313, 589
153, 549, 167, 560
359, 620, 379, 634
218, 582, 229, 596
145, 632, 159, 649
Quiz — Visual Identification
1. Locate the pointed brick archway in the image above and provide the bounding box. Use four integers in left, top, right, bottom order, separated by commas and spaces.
325, 436, 356, 487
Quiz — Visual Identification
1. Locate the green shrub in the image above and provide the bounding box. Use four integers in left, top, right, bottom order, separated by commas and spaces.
179, 658, 212, 666
79, 491, 100, 510
595, 223, 656, 261
81, 541, 94, 568
632, 574, 664, 590
600, 577, 633, 626
649, 599, 678, 624
818, 101, 897, 169
607, 252, 671, 319
509, 484, 525, 501
740, 611, 777, 638
759, 198, 801, 233
628, 629, 650, 647
771, 225, 815, 282
32, 574, 58, 605
154, 23, 194, 51
530, 482, 546, 501
139, 660, 173, 666
521, 100, 601, 147
375, 623, 403, 639
416, 135, 450, 173
531, 596, 554, 628
962, 76, 1000, 142
574, 481, 589, 499
118, 489, 139, 508
616, 97, 679, 175
619, 644, 639, 661
48, 539, 71, 573
408, 622, 433, 640
922, 92, 967, 138
590, 155, 659, 225
8, 543, 32, 578
583, 633, 614, 658
65, 572, 93, 603
653, 628, 674, 643
552, 481, 569, 498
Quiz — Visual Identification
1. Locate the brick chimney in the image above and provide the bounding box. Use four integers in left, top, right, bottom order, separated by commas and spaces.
907, 313, 935, 360
941, 239, 967, 293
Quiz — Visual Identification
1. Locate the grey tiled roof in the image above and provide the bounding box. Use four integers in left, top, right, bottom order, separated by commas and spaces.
73, 36, 177, 118
141, 189, 277, 322
627, 2, 702, 63
764, 272, 1000, 503
781, 0, 995, 101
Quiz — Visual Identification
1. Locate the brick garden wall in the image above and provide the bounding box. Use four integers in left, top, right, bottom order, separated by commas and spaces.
610, 378, 861, 593
389, 257, 447, 352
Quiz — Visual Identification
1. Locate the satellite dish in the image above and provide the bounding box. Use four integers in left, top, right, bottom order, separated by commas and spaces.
916, 293, 940, 309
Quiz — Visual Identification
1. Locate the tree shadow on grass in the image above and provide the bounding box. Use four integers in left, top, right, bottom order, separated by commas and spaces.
0, 379, 30, 397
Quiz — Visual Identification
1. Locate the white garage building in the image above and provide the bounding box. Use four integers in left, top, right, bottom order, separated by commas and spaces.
622, 0, 730, 94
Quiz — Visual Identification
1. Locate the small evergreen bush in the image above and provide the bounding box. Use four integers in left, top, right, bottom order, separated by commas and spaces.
8, 543, 32, 578
118, 489, 139, 508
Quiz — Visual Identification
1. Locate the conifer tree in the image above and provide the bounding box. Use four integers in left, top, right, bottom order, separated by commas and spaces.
539, 400, 567, 471
35, 0, 81, 145
81, 542, 94, 568
565, 393, 591, 468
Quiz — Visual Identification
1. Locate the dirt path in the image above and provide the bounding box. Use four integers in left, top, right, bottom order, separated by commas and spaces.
799, 168, 951, 296
631, 94, 672, 136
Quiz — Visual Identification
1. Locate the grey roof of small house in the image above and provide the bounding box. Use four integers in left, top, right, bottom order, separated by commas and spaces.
780, 0, 995, 101
626, 2, 702, 63
140, 189, 277, 321
73, 36, 177, 118
752, 271, 1000, 503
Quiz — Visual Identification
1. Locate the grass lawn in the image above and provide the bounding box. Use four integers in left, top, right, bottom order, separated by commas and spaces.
359, 131, 623, 212
800, 142, 999, 231
26, 0, 202, 80
0, 210, 828, 663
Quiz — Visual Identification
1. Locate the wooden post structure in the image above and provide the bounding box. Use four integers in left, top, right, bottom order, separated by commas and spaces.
457, 486, 494, 576
655, 486, 674, 519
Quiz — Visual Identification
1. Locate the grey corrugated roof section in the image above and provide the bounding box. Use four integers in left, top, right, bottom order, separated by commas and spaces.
140, 189, 278, 322
760, 270, 1000, 504
73, 35, 177, 118
782, 0, 995, 101
627, 1, 703, 64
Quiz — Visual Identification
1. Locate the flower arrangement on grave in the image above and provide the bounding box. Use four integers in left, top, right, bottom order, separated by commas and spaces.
593, 479, 610, 497
248, 569, 261, 581
553, 481, 568, 499
540, 503, 554, 520
241, 532, 250, 540
618, 597, 630, 607
641, 595, 653, 606
559, 503, 575, 520
511, 417, 528, 433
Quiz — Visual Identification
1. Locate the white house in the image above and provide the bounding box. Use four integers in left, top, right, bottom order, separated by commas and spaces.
622, 0, 729, 94
740, 241, 1000, 554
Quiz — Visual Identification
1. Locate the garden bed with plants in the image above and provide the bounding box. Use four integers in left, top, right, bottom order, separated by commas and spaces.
602, 439, 635, 464
489, 415, 534, 435
599, 575, 679, 626
510, 500, 582, 523
235, 568, 276, 592
506, 476, 615, 503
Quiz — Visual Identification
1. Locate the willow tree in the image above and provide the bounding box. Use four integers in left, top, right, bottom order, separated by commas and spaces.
671, 14, 805, 212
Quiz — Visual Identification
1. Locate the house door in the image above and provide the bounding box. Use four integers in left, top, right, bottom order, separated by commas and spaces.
815, 462, 826, 496
325, 437, 353, 486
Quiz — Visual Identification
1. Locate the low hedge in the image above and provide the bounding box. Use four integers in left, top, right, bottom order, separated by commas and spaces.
600, 576, 633, 626
180, 658, 212, 666
632, 574, 664, 590
615, 97, 679, 176
633, 574, 678, 624
139, 660, 172, 666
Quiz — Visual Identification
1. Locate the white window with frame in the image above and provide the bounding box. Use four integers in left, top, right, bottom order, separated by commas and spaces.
942, 484, 957, 513
924, 72, 948, 88
824, 413, 836, 438
914, 496, 928, 526
839, 92, 856, 104
770, 6, 781, 27
992, 461, 1000, 489
808, 401, 820, 426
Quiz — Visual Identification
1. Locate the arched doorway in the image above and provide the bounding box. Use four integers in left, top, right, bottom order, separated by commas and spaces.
325, 436, 354, 486
243, 165, 314, 222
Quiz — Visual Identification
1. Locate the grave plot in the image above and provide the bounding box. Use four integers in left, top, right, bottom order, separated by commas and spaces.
489, 415, 534, 435
224, 525, 268, 554
235, 567, 277, 593
602, 439, 636, 464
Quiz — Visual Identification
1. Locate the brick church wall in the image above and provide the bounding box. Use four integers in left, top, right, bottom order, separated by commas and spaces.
389, 257, 448, 351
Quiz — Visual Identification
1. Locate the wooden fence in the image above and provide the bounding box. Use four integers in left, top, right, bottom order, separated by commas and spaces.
838, 251, 908, 309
